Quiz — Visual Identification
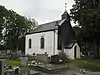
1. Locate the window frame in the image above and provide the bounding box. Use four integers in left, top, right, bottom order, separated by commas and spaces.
29, 39, 31, 49
40, 37, 44, 49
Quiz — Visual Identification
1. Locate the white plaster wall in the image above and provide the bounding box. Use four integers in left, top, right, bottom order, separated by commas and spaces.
74, 42, 81, 59
64, 42, 81, 59
25, 30, 58, 56
64, 48, 74, 59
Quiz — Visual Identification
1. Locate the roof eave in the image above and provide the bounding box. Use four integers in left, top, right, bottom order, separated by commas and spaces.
26, 29, 57, 35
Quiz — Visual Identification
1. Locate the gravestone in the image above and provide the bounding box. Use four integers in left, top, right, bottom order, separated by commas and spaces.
19, 56, 28, 66
6, 50, 11, 54
17, 50, 22, 56
0, 59, 5, 75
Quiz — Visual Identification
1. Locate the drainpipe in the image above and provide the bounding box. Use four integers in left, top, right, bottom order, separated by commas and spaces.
53, 30, 55, 55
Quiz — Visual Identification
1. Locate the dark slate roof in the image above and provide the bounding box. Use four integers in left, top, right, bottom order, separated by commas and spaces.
27, 19, 66, 34
65, 40, 77, 49
62, 10, 69, 16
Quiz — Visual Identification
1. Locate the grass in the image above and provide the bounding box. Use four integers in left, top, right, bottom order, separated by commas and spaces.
4, 57, 100, 71
66, 58, 100, 71
5, 59, 20, 66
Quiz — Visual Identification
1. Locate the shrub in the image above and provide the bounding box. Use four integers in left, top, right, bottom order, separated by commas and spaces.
50, 53, 69, 64
8, 53, 19, 60
58, 52, 69, 63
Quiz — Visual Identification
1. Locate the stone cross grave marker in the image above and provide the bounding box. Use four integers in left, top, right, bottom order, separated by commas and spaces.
0, 59, 5, 75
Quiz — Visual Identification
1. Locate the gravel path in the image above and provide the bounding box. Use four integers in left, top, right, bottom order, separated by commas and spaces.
38, 68, 100, 75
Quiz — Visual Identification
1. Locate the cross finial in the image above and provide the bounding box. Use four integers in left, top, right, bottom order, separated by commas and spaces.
65, 3, 67, 11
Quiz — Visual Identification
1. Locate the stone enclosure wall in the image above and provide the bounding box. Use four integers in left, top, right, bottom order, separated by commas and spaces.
34, 54, 48, 63
27, 54, 49, 63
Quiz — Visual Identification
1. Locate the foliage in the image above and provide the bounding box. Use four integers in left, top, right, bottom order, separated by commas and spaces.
73, 25, 82, 44
58, 52, 69, 63
70, 0, 100, 56
0, 5, 37, 51
50, 53, 69, 64
0, 6, 8, 37
7, 53, 20, 60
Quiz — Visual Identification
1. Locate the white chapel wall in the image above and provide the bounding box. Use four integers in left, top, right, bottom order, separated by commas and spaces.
74, 42, 81, 59
25, 30, 58, 56
64, 48, 74, 59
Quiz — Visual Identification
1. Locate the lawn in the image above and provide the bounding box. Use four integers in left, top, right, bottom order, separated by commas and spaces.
67, 58, 100, 71
5, 59, 20, 66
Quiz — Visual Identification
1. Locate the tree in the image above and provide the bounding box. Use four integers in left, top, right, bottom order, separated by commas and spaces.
0, 6, 9, 41
0, 5, 37, 51
73, 25, 81, 44
5, 10, 36, 51
70, 0, 100, 57
0, 6, 11, 50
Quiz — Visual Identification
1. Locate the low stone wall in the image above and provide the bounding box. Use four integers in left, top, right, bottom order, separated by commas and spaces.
34, 54, 48, 63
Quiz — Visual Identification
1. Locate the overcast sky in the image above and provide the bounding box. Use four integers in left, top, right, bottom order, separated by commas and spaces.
0, 0, 75, 25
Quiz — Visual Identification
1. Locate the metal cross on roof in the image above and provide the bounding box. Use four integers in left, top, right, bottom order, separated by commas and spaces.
65, 3, 67, 11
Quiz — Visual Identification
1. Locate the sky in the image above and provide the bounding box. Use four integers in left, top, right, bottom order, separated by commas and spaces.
0, 0, 75, 25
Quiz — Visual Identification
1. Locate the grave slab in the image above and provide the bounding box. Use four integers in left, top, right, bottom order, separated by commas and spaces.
30, 70, 40, 75
29, 63, 68, 74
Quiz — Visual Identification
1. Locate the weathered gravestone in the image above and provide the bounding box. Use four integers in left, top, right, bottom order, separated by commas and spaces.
17, 50, 22, 56
0, 59, 5, 75
6, 50, 11, 54
19, 56, 28, 66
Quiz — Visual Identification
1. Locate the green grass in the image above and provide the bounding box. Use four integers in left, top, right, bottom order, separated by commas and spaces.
5, 59, 20, 66
66, 58, 100, 71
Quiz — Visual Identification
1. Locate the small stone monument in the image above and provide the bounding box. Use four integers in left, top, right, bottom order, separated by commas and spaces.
0, 59, 5, 75
19, 56, 28, 66
17, 50, 22, 56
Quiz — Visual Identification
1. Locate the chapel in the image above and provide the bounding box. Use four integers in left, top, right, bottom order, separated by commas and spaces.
25, 8, 80, 59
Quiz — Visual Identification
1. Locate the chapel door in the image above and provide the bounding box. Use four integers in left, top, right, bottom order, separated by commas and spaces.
74, 46, 77, 59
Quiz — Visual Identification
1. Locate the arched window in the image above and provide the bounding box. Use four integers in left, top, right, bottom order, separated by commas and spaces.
40, 37, 44, 49
29, 39, 31, 49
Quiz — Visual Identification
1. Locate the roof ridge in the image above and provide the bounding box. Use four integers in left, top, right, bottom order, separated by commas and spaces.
39, 19, 61, 26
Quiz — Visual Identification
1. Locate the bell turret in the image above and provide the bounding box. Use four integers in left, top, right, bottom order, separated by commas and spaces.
61, 3, 70, 20
61, 10, 70, 20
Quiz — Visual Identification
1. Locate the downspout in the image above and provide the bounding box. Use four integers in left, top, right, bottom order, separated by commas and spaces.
53, 30, 55, 55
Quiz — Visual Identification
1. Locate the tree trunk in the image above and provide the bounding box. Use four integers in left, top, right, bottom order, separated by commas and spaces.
96, 40, 99, 57
90, 41, 93, 56
99, 44, 100, 56
16, 41, 19, 54
93, 39, 98, 57
84, 40, 87, 55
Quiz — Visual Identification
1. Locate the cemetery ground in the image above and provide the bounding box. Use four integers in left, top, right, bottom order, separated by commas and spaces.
2, 53, 100, 75
5, 57, 100, 72
3, 56, 100, 75
5, 59, 20, 66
